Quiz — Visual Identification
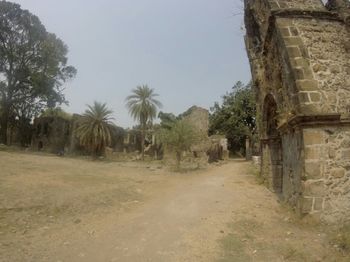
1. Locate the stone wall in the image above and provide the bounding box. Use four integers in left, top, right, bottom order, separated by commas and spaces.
301, 126, 350, 222
244, 0, 350, 223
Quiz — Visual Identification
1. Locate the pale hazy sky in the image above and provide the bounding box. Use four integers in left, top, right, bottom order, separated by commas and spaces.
13, 0, 251, 128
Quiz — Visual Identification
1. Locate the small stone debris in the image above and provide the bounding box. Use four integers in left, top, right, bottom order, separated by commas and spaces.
74, 218, 81, 224
220, 230, 224, 234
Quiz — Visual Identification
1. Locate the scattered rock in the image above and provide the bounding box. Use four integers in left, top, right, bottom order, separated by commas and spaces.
74, 218, 81, 224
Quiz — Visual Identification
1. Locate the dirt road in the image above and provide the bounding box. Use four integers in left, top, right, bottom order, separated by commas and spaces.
0, 152, 346, 261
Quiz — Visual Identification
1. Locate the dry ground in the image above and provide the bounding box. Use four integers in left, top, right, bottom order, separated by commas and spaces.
0, 151, 348, 261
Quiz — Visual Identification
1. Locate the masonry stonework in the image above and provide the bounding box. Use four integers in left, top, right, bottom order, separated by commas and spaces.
244, 0, 350, 223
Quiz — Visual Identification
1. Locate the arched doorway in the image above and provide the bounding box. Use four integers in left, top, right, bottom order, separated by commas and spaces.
263, 94, 283, 193
38, 141, 43, 151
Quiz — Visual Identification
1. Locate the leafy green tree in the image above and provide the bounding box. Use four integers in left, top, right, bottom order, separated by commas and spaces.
126, 85, 162, 160
160, 120, 198, 168
76, 102, 114, 157
209, 81, 256, 153
0, 1, 76, 144
41, 107, 72, 121
158, 111, 177, 130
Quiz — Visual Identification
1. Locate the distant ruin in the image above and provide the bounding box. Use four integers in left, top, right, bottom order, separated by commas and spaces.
244, 0, 350, 223
30, 106, 222, 161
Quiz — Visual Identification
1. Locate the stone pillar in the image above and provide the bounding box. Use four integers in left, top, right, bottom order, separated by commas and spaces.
301, 129, 326, 214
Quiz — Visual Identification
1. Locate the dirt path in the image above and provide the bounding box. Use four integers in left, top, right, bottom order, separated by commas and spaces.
0, 153, 346, 261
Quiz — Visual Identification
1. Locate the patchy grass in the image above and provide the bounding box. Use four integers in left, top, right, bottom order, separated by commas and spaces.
281, 245, 308, 261
249, 163, 264, 185
217, 219, 262, 261
217, 232, 250, 262
329, 223, 350, 254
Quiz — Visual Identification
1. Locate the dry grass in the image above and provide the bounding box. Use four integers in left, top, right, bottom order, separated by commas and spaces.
0, 150, 169, 256
329, 223, 350, 254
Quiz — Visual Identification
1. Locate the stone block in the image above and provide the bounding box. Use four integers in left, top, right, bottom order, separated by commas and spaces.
294, 58, 310, 68
298, 92, 310, 103
303, 130, 324, 145
331, 168, 345, 178
296, 80, 319, 91
299, 104, 319, 114
279, 27, 290, 37
276, 18, 292, 27
303, 180, 325, 197
301, 197, 313, 213
305, 147, 321, 160
305, 161, 322, 179
284, 36, 303, 46
287, 46, 301, 58
294, 68, 305, 80
302, 67, 314, 80
309, 92, 321, 103
313, 197, 324, 211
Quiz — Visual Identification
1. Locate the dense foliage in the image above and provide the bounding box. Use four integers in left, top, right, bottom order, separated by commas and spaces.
209, 81, 256, 153
0, 1, 76, 144
126, 85, 162, 160
76, 102, 114, 157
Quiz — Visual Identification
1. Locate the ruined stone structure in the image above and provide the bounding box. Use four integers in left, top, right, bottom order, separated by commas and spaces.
244, 0, 350, 223
32, 116, 71, 153
181, 106, 210, 136
32, 115, 126, 155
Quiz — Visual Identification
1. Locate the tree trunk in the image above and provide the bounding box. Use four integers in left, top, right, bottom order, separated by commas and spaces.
141, 126, 145, 161
176, 151, 181, 169
0, 110, 9, 145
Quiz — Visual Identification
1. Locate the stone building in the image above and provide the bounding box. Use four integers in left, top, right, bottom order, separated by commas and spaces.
244, 0, 350, 223
32, 116, 71, 153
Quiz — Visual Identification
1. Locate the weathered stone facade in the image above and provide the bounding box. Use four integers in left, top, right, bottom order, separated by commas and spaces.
244, 0, 350, 223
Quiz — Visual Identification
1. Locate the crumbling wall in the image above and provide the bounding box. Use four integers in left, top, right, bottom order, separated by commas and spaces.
182, 106, 209, 135
32, 116, 70, 153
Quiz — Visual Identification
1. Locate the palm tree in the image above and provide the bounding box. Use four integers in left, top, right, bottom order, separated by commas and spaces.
76, 101, 114, 157
126, 85, 162, 160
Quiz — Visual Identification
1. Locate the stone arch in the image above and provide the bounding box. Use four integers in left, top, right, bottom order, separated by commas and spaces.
263, 94, 283, 193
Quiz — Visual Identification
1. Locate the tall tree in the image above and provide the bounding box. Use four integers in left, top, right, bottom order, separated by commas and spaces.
126, 85, 162, 160
76, 102, 114, 157
209, 81, 256, 153
0, 1, 76, 144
